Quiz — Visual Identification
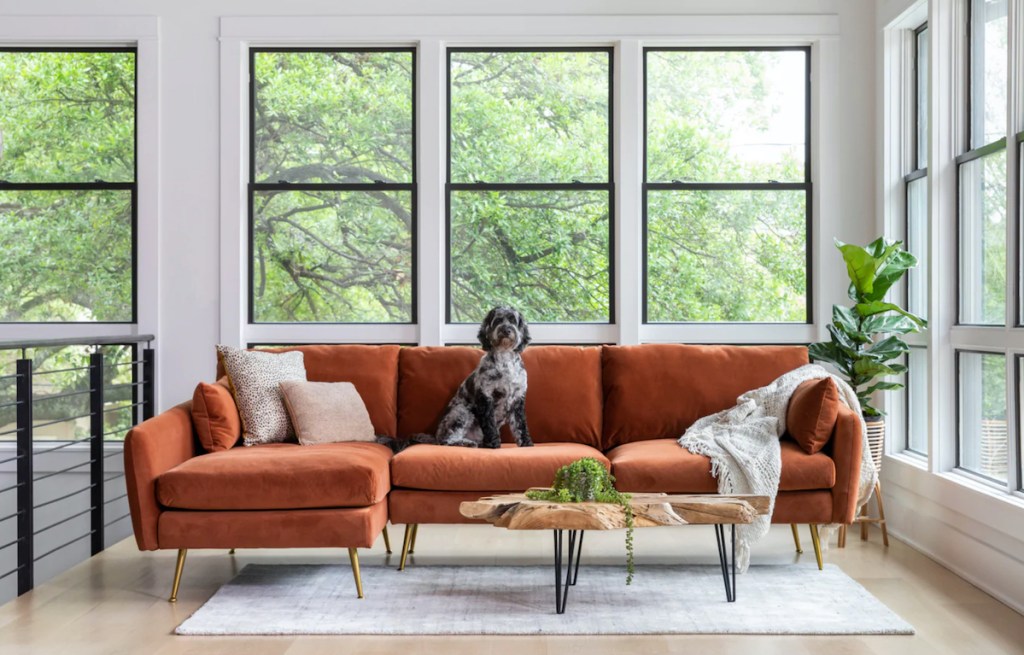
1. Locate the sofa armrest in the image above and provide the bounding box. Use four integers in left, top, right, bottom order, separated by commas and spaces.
827, 404, 864, 524
124, 402, 197, 550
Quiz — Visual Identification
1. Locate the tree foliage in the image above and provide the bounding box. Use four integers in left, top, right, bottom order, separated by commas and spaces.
0, 50, 135, 322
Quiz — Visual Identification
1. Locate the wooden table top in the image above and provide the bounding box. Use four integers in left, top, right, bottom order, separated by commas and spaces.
459, 491, 771, 531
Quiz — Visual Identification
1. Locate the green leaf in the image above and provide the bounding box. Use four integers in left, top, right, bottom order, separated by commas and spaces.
861, 313, 921, 335
853, 359, 898, 378
855, 301, 928, 328
865, 381, 904, 394
866, 335, 910, 361
808, 342, 852, 376
835, 239, 878, 298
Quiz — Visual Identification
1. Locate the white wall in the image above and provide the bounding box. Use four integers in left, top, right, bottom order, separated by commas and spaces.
0, 0, 880, 407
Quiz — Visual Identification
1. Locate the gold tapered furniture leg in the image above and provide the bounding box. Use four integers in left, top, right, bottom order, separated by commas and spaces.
809, 524, 823, 570
169, 549, 187, 603
398, 524, 415, 571
382, 526, 392, 554
409, 523, 419, 554
348, 548, 364, 599
838, 525, 847, 548
790, 523, 803, 554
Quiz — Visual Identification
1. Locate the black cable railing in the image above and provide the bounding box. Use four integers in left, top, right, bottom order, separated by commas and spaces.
0, 335, 155, 597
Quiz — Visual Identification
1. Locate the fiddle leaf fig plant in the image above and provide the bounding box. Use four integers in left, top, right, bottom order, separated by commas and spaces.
808, 238, 927, 418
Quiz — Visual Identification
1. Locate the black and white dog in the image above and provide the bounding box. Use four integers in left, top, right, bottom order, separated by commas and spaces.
435, 306, 533, 448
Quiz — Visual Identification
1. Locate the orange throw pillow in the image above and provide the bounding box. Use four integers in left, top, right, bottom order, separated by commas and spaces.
786, 378, 840, 454
192, 378, 241, 452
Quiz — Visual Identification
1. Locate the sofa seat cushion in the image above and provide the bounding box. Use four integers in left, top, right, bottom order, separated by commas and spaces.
157, 442, 392, 510
391, 442, 609, 491
607, 438, 835, 493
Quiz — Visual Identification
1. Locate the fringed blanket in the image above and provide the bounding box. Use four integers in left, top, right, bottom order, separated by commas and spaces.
678, 364, 876, 572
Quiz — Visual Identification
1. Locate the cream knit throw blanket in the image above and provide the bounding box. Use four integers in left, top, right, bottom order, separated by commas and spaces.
678, 363, 877, 572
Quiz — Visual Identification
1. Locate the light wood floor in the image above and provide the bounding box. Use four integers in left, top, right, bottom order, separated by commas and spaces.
1, 523, 1022, 655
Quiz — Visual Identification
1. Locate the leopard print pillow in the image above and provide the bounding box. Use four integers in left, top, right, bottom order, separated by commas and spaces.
216, 345, 307, 446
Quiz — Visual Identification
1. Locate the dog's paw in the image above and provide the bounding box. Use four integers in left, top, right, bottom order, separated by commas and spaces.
443, 437, 478, 448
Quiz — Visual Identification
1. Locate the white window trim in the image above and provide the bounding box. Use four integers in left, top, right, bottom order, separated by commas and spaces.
218, 13, 841, 348
0, 16, 160, 345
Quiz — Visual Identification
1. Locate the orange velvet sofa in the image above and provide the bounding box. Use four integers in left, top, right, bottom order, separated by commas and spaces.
124, 344, 863, 601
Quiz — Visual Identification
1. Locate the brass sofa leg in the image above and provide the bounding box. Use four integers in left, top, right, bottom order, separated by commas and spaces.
169, 549, 187, 603
809, 524, 823, 570
348, 548, 364, 599
790, 524, 803, 554
382, 526, 392, 554
838, 525, 847, 548
399, 524, 416, 571
409, 523, 419, 554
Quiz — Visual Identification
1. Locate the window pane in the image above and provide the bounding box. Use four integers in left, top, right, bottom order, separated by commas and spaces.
0, 190, 132, 322
906, 346, 928, 455
252, 51, 413, 184
449, 190, 609, 322
958, 352, 1007, 483
646, 50, 806, 183
0, 51, 135, 183
958, 150, 1006, 324
907, 175, 929, 319
252, 190, 412, 322
646, 189, 806, 322
449, 50, 609, 183
916, 27, 929, 169
969, 0, 1007, 148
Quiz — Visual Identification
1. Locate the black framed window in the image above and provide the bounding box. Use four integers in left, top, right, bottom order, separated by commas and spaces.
446, 48, 613, 324
0, 48, 136, 323
958, 0, 1007, 326
249, 48, 416, 323
956, 350, 1008, 483
643, 47, 811, 323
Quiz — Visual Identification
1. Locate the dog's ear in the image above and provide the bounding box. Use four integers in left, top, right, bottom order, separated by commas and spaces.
478, 307, 497, 351
515, 311, 531, 353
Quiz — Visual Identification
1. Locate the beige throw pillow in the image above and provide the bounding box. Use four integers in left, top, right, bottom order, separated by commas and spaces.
279, 380, 375, 445
217, 345, 307, 446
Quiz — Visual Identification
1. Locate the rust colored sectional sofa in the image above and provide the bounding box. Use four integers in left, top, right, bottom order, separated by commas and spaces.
124, 344, 863, 601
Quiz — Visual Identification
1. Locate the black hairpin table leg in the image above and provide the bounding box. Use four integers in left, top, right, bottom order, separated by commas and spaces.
714, 524, 737, 602
553, 529, 585, 613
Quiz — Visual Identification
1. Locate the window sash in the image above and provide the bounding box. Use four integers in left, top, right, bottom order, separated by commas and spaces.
247, 48, 417, 325
0, 48, 138, 325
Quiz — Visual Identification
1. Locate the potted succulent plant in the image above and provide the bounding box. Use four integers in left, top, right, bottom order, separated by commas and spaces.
808, 237, 927, 474
527, 458, 635, 583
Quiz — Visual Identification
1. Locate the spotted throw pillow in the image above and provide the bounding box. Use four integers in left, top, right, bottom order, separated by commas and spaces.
216, 345, 307, 446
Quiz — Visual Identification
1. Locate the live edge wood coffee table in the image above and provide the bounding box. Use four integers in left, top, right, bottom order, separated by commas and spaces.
460, 492, 770, 614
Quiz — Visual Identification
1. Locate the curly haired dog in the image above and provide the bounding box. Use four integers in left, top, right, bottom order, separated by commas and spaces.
433, 305, 533, 448
375, 306, 533, 452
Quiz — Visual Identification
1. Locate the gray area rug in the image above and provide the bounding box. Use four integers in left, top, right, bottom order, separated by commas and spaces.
176, 563, 914, 635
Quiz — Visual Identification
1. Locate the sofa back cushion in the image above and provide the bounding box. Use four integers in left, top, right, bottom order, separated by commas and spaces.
397, 346, 603, 447
602, 344, 809, 449
218, 345, 400, 436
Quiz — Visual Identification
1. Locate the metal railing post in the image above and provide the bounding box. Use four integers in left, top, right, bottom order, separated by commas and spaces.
142, 347, 155, 421
15, 358, 33, 596
89, 351, 104, 556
